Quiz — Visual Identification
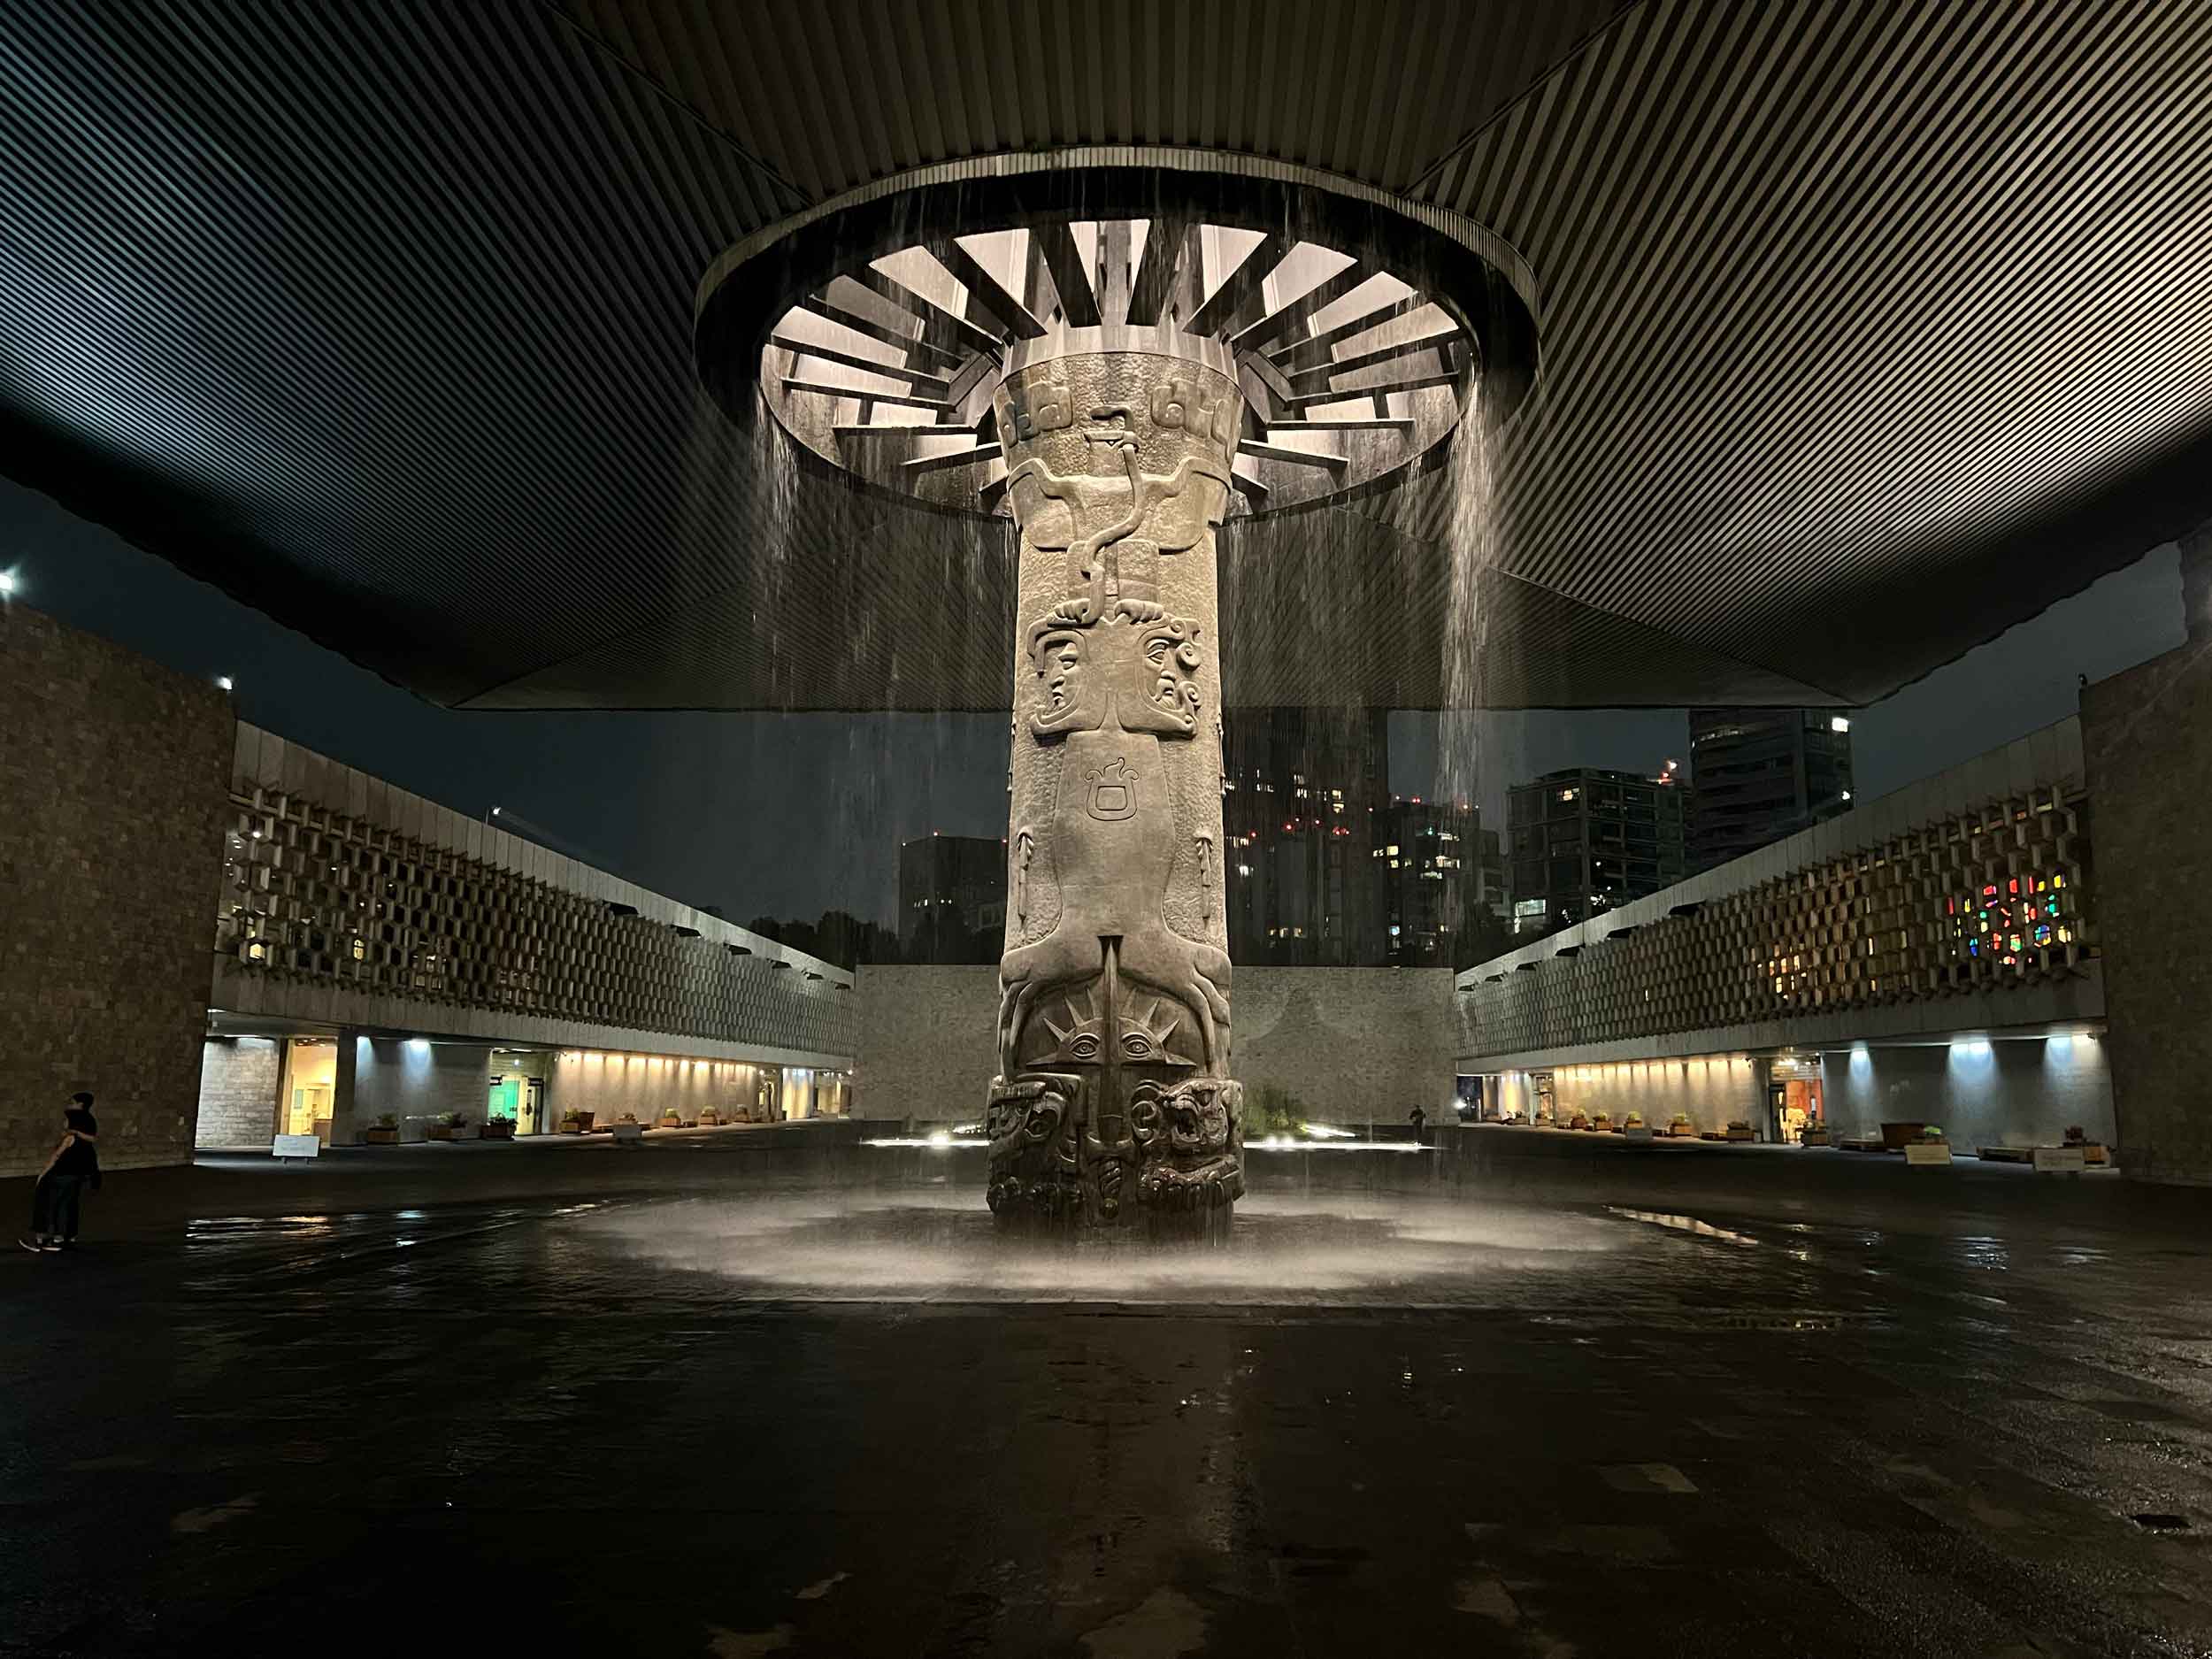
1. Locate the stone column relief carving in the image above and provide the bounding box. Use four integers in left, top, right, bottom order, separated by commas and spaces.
985, 345, 1244, 1226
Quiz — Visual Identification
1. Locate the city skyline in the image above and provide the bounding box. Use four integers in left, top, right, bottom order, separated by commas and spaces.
4, 474, 2185, 931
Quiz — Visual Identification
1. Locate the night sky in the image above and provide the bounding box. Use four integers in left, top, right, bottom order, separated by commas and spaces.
3, 473, 2184, 926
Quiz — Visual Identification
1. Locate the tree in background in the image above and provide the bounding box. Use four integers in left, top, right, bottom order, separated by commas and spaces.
1454, 906, 1519, 972
747, 910, 906, 971
903, 906, 1001, 965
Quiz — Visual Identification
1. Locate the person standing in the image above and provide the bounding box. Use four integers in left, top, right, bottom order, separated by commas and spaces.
20, 1093, 99, 1253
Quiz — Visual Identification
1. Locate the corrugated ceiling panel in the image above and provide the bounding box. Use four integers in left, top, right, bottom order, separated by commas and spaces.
3, 0, 2210, 712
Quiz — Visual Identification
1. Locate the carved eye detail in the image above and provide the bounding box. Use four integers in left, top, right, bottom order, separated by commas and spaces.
1069, 1034, 1100, 1061
1122, 1032, 1158, 1060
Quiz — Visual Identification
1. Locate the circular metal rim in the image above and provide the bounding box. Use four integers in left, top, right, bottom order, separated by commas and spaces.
694, 146, 1543, 522
1001, 325, 1240, 382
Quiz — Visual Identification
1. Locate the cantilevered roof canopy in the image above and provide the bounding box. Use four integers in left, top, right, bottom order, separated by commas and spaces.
4, 2, 2210, 711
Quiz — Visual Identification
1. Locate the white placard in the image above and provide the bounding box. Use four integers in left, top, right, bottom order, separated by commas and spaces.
1904, 1141, 1954, 1166
272, 1133, 321, 1160
2032, 1146, 2086, 1173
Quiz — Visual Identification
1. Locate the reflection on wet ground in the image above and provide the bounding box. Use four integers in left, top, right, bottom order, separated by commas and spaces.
7, 1137, 2212, 1656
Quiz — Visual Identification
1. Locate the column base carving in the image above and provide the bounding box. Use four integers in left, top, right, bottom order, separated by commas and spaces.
985, 1072, 1243, 1229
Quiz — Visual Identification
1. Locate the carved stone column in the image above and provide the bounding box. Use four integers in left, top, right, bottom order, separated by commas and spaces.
982, 332, 1243, 1226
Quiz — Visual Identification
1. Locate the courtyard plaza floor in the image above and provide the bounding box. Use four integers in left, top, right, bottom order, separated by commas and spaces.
5, 1124, 2211, 1657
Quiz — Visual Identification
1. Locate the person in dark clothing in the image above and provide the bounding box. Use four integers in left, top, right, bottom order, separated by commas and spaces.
21, 1093, 99, 1253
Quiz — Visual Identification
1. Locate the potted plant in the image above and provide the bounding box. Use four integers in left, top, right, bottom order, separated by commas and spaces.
1566, 1110, 1589, 1131
481, 1115, 515, 1141
1906, 1124, 1955, 1166
698, 1108, 721, 1127
1801, 1120, 1832, 1147
559, 1108, 592, 1134
1667, 1113, 1694, 1138
658, 1108, 683, 1128
1724, 1119, 1755, 1141
364, 1112, 400, 1146
2062, 1124, 2111, 1165
1588, 1112, 1614, 1133
1621, 1112, 1644, 1133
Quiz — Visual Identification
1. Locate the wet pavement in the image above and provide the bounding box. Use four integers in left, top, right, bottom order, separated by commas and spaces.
5, 1126, 2212, 1656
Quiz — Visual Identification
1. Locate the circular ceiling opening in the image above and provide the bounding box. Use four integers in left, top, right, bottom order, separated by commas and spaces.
695, 150, 1540, 521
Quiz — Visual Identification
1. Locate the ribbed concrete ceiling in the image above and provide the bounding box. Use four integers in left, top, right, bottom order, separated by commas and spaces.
3, 1, 2209, 711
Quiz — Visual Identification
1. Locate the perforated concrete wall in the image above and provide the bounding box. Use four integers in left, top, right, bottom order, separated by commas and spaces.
215, 726, 857, 1064
1459, 722, 2094, 1064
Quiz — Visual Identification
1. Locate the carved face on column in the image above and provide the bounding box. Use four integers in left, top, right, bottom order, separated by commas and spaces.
987, 346, 1244, 1228
1027, 616, 1203, 738
1036, 629, 1087, 723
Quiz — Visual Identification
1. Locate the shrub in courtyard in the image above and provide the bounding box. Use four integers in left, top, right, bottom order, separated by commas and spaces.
1251, 1083, 1308, 1139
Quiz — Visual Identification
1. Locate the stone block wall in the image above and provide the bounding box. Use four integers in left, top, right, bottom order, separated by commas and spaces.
194, 1036, 281, 1147
0, 604, 232, 1174
850, 965, 1000, 1123
854, 964, 1459, 1124
2082, 595, 2212, 1183
1235, 968, 1462, 1120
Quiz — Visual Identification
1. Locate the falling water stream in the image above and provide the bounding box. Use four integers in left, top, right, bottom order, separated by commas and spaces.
663, 180, 1512, 1039
1437, 380, 1495, 821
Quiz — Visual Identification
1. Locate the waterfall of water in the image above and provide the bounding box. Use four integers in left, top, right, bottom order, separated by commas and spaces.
1437, 382, 1494, 825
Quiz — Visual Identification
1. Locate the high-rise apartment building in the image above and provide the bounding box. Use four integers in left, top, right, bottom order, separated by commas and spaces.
1507, 764, 1687, 936
1687, 710, 1855, 872
1222, 709, 1391, 964
1371, 797, 1509, 966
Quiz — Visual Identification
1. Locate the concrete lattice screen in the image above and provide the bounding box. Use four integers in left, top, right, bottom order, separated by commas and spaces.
1463, 787, 2093, 1059
215, 785, 853, 1058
